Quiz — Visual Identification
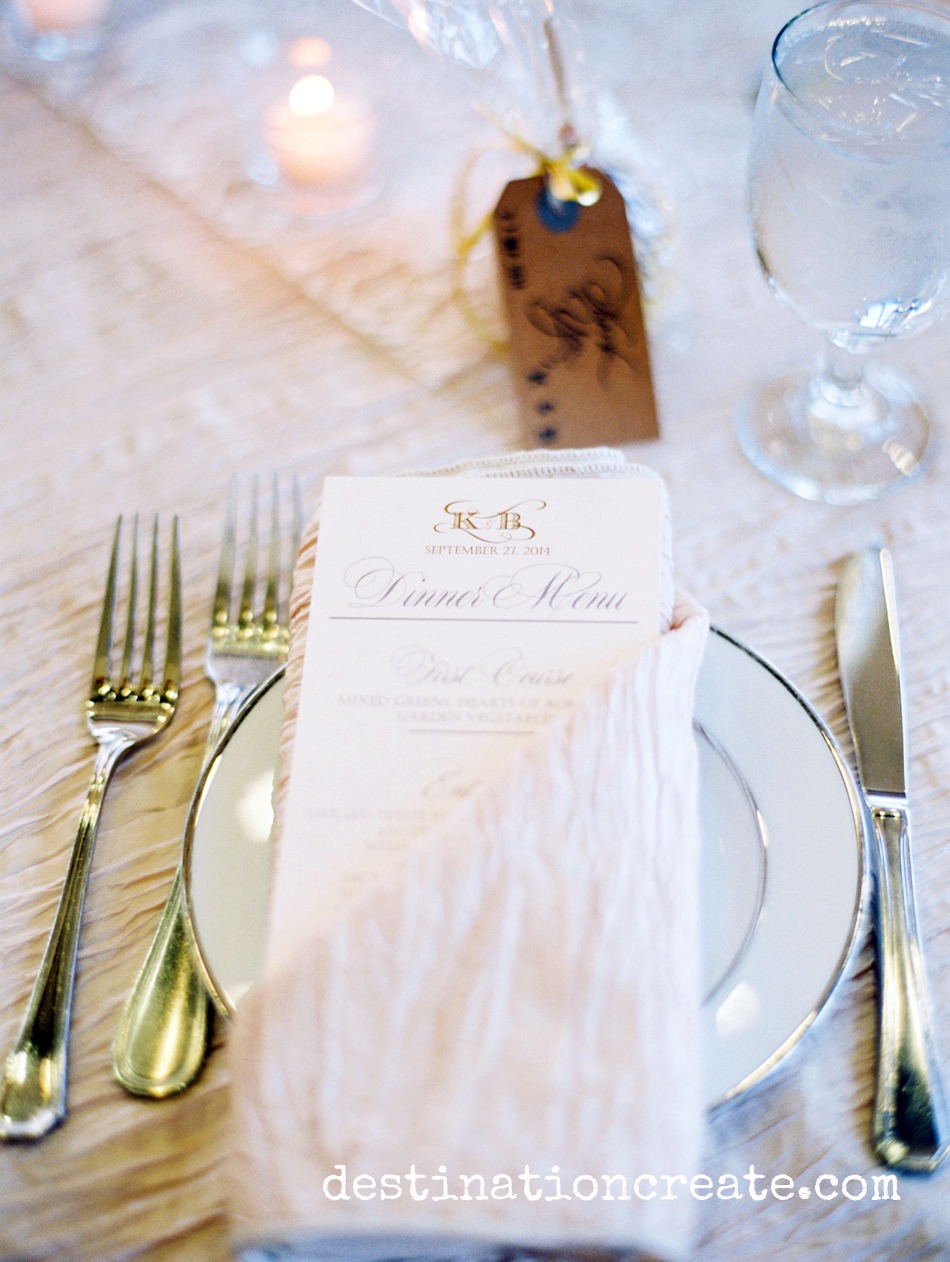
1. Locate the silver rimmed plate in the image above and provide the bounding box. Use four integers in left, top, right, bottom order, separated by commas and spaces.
183, 628, 867, 1109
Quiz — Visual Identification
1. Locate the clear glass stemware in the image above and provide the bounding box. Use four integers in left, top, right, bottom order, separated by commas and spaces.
736, 0, 950, 505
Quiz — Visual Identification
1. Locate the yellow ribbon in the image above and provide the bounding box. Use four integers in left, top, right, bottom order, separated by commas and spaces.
449, 123, 603, 351
513, 136, 602, 208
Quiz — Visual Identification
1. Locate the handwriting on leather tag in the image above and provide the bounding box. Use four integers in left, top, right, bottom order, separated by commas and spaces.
492, 169, 659, 448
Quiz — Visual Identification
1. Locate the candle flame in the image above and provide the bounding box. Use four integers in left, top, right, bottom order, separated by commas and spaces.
288, 73, 335, 117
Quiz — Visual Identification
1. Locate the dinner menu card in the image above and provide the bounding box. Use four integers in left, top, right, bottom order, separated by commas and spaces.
266, 474, 664, 976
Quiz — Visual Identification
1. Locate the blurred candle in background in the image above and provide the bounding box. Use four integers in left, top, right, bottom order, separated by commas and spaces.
263, 67, 376, 190
241, 31, 382, 213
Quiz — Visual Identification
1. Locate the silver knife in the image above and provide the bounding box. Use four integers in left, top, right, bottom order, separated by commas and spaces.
835, 545, 948, 1173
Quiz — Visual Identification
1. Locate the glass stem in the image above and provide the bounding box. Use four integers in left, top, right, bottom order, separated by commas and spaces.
816, 340, 868, 409
805, 339, 882, 439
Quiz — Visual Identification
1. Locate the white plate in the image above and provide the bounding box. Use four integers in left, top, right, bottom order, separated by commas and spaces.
183, 628, 868, 1109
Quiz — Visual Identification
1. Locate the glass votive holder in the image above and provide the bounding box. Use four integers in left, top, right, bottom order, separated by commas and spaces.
240, 30, 381, 217
3, 0, 109, 61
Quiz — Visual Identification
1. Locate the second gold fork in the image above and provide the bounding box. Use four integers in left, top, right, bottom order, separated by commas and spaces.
112, 475, 301, 1098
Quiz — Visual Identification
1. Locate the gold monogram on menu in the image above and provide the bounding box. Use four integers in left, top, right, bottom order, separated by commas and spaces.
434, 499, 547, 544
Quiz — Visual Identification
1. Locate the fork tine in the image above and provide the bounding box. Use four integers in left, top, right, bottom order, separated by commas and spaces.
118, 515, 139, 696
285, 474, 304, 623
238, 475, 259, 633
139, 515, 159, 695
291, 473, 304, 563
164, 515, 182, 700
92, 517, 122, 697
213, 477, 237, 634
263, 473, 280, 635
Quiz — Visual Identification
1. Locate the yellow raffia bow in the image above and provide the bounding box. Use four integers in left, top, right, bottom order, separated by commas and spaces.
449, 123, 603, 351
526, 143, 602, 207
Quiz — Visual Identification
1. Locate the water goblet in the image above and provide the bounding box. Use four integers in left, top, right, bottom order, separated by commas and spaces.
735, 0, 950, 505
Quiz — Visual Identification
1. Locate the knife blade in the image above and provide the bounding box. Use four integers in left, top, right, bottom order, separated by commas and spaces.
835, 548, 905, 799
835, 546, 948, 1173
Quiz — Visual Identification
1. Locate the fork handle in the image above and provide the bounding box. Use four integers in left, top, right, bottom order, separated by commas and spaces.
112, 682, 253, 1098
205, 682, 249, 754
111, 868, 211, 1097
0, 736, 131, 1141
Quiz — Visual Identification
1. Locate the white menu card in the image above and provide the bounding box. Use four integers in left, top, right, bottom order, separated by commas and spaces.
266, 474, 664, 975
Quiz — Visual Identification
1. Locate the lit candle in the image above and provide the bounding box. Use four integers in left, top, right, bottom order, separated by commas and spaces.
15, 0, 107, 33
263, 72, 375, 190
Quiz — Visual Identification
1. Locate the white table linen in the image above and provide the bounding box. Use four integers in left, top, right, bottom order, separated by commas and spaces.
0, 1, 948, 1258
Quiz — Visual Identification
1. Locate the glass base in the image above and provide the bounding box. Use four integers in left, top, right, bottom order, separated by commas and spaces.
244, 151, 384, 220
735, 363, 932, 506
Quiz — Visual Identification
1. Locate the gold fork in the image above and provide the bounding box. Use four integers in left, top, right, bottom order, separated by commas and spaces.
0, 516, 181, 1141
112, 474, 301, 1098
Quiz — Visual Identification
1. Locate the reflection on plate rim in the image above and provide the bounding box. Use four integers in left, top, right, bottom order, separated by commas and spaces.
696, 716, 769, 1007
702, 629, 869, 1108
181, 627, 870, 1112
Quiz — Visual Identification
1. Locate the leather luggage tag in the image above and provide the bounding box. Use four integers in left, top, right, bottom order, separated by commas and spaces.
492, 169, 659, 448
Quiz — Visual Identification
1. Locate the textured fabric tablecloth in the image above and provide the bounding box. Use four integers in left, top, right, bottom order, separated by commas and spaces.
0, 1, 948, 1259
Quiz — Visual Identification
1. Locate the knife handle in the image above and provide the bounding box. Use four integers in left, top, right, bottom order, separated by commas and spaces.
871, 806, 949, 1173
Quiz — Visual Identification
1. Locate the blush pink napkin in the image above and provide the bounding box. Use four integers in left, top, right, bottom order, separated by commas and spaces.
227, 451, 709, 1262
